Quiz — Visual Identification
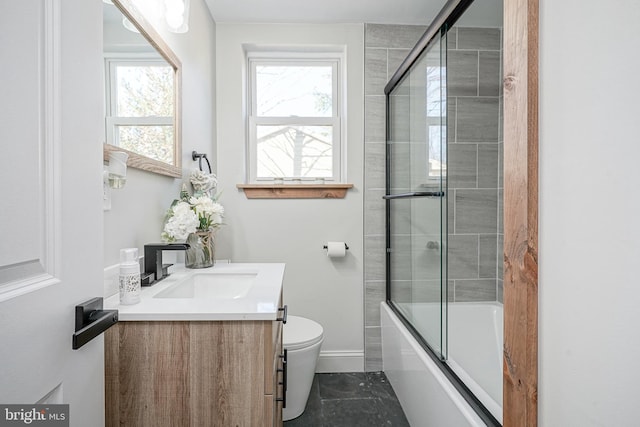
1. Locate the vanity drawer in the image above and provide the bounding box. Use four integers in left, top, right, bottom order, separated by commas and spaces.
264, 295, 284, 426
264, 328, 284, 427
274, 337, 285, 426
264, 296, 284, 395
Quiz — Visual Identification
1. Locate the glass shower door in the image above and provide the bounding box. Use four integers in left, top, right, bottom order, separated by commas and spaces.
385, 1, 504, 424
386, 32, 448, 358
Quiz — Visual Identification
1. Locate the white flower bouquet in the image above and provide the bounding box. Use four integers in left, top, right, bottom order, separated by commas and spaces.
161, 170, 224, 242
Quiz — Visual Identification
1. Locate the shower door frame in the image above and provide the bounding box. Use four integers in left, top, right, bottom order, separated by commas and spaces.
384, 0, 500, 424
384, 0, 540, 425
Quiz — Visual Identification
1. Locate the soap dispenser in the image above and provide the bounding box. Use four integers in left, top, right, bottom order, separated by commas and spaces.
119, 248, 141, 305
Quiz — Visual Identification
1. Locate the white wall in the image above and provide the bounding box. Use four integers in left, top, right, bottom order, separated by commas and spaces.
539, 0, 640, 424
216, 23, 365, 371
103, 0, 217, 267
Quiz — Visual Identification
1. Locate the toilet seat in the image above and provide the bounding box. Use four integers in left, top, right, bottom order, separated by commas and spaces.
283, 315, 324, 351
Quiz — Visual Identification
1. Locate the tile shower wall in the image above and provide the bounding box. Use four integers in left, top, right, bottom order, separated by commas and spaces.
447, 26, 503, 303
364, 24, 426, 371
363, 25, 503, 371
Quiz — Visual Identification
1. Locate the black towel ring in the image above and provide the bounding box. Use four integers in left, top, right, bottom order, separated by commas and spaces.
192, 151, 212, 174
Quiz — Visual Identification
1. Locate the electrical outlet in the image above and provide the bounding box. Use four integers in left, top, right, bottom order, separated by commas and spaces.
103, 166, 111, 211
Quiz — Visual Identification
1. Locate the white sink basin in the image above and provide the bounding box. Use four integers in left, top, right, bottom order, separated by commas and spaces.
154, 272, 257, 300
106, 263, 285, 321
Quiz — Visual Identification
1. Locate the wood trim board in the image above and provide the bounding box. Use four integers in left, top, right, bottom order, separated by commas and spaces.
503, 0, 539, 425
237, 184, 354, 199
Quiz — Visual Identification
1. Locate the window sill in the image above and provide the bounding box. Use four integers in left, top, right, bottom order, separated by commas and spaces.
237, 184, 354, 199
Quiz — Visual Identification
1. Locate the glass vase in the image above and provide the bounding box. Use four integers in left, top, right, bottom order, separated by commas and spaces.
185, 230, 214, 268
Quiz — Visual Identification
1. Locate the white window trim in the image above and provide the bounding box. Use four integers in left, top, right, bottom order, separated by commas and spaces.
246, 52, 345, 184
104, 57, 173, 148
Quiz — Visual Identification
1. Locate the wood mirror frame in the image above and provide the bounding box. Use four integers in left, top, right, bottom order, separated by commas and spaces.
103, 0, 182, 178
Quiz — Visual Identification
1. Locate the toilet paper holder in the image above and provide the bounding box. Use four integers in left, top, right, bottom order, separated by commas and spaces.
322, 243, 349, 250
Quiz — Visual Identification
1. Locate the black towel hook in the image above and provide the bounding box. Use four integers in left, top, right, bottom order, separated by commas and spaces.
192, 151, 212, 174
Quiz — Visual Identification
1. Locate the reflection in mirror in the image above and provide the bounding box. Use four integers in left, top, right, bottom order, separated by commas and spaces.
103, 0, 182, 178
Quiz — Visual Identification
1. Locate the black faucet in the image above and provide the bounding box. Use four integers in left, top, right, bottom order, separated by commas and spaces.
142, 243, 190, 285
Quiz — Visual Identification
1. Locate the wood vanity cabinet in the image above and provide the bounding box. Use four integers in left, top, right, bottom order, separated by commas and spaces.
105, 316, 284, 427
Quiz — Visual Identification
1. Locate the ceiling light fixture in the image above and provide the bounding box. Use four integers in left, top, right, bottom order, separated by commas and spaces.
164, 0, 190, 33
122, 16, 141, 33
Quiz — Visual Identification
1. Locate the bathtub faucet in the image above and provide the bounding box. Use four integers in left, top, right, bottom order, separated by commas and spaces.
143, 243, 190, 285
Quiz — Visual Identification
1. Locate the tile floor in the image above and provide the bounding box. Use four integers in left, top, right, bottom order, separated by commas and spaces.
284, 372, 410, 427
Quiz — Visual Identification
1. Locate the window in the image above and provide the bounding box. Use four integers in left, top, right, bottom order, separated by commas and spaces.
247, 54, 343, 183
105, 58, 174, 164
426, 65, 447, 179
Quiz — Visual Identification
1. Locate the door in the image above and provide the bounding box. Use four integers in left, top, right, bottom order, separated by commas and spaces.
386, 31, 448, 357
0, 0, 105, 425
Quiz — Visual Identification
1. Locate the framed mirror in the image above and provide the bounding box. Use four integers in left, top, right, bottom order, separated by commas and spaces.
103, 0, 182, 178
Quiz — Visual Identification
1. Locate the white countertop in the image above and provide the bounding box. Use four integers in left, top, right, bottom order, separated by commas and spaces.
105, 263, 285, 321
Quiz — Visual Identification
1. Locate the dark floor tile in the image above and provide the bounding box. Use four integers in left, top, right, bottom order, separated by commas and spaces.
285, 412, 322, 427
284, 372, 409, 427
321, 398, 382, 427
318, 372, 370, 399
285, 375, 322, 426
285, 414, 320, 427
366, 372, 410, 426
302, 374, 320, 408
367, 374, 410, 426
366, 372, 397, 401
379, 406, 411, 427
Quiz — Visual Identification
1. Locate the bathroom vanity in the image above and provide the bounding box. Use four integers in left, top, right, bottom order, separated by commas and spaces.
104, 263, 286, 427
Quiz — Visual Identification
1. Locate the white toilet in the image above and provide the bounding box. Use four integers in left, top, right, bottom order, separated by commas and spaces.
282, 315, 324, 421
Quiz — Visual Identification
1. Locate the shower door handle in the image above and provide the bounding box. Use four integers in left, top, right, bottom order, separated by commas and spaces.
383, 191, 445, 200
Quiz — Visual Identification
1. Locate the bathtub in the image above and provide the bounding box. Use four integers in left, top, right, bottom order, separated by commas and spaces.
381, 301, 503, 426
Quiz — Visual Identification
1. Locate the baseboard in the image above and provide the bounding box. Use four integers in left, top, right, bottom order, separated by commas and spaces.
316, 351, 364, 373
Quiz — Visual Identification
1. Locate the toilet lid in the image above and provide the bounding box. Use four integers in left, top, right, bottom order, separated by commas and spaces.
283, 315, 324, 351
